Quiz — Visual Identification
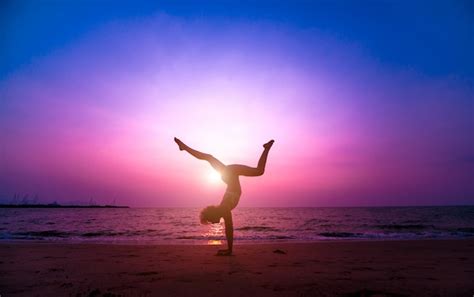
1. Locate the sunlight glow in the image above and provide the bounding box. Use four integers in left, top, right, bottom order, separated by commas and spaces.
208, 169, 222, 183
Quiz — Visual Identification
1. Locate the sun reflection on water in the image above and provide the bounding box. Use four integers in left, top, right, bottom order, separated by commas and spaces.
207, 240, 222, 245
205, 221, 224, 245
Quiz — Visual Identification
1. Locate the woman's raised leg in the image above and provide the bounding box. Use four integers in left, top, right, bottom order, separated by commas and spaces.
174, 137, 226, 172
228, 140, 274, 176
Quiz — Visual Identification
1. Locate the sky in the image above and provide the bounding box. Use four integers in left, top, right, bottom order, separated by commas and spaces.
1, 0, 473, 207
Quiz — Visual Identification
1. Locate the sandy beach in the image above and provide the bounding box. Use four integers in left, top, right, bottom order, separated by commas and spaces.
1, 240, 473, 297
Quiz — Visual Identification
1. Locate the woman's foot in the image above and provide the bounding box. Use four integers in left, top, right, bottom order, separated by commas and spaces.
174, 137, 186, 151
263, 140, 274, 150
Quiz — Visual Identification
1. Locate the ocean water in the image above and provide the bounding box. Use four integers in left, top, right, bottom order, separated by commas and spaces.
1, 207, 473, 245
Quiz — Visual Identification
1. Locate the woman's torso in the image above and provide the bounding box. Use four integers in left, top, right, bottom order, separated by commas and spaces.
220, 190, 241, 211
220, 170, 241, 210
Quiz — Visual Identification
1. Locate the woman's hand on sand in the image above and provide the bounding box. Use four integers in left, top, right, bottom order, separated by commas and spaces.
216, 249, 232, 256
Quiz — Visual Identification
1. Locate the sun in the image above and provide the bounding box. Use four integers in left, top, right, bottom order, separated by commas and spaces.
208, 170, 222, 183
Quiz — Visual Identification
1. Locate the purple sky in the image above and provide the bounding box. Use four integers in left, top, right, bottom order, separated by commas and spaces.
1, 1, 473, 206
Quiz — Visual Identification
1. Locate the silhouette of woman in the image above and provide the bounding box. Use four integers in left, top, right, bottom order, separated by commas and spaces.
174, 137, 274, 256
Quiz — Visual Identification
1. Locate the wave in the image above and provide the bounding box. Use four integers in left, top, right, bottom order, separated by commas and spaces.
267, 235, 294, 240
175, 233, 295, 241
456, 227, 474, 233
81, 231, 125, 237
376, 224, 433, 230
7, 229, 168, 239
81, 230, 168, 237
176, 235, 224, 240
236, 226, 277, 232
303, 218, 330, 225
13, 230, 71, 238
318, 232, 362, 238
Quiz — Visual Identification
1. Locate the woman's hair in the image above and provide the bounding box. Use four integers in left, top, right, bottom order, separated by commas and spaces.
200, 205, 221, 224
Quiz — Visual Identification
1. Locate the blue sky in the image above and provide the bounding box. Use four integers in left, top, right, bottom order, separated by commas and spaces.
2, 0, 473, 80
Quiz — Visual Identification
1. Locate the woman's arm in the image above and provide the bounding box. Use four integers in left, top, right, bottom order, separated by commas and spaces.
218, 211, 233, 256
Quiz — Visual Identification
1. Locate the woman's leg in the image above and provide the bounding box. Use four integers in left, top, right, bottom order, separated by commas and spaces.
228, 140, 274, 176
174, 138, 225, 172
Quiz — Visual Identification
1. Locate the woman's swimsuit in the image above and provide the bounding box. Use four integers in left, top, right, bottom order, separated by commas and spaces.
220, 191, 241, 211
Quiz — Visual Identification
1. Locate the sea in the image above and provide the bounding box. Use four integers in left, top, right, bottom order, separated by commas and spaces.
1, 206, 473, 245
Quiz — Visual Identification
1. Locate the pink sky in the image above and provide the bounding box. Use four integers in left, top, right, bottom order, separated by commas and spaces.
1, 13, 473, 207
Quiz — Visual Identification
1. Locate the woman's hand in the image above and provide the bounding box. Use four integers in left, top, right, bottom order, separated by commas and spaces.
216, 249, 232, 256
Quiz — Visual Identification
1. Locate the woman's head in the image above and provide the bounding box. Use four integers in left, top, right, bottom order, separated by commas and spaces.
200, 205, 222, 224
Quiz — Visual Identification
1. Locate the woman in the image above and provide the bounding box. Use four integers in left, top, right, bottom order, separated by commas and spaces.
174, 137, 274, 256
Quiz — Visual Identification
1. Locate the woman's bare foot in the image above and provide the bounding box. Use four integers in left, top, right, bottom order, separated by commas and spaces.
174, 137, 186, 151
263, 140, 274, 150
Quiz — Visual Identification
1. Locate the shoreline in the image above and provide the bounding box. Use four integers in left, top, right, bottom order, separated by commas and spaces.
2, 239, 473, 296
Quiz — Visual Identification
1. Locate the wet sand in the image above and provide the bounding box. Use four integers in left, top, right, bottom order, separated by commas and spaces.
1, 240, 473, 296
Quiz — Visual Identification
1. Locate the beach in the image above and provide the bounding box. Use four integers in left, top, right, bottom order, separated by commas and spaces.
1, 239, 473, 297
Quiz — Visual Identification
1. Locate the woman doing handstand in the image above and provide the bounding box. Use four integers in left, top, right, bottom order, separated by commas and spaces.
174, 137, 274, 256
